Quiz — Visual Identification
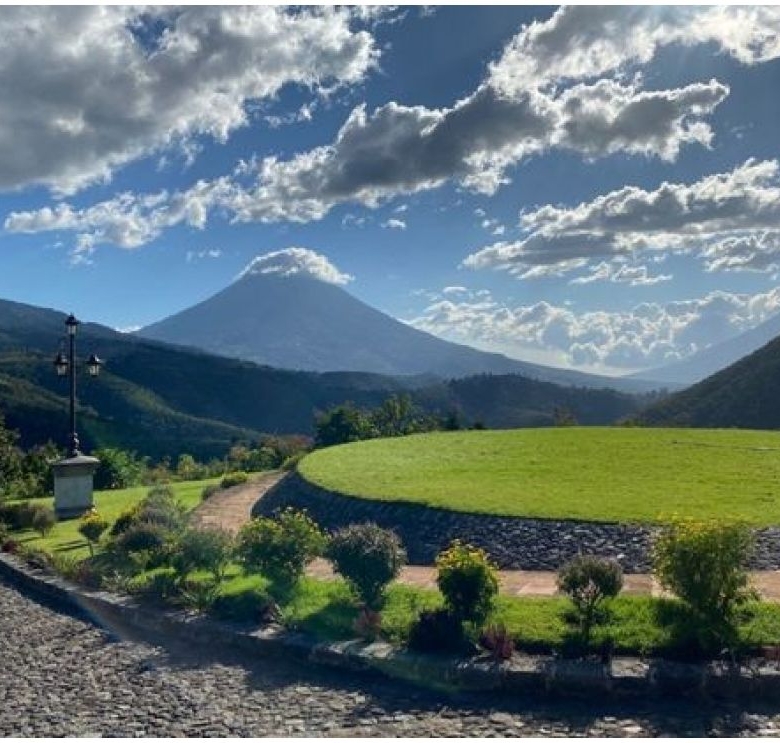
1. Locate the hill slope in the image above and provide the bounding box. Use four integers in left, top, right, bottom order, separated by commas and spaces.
139, 272, 655, 392
638, 333, 780, 429
0, 296, 645, 458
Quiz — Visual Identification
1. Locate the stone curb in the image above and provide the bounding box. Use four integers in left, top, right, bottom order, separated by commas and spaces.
2, 551, 780, 701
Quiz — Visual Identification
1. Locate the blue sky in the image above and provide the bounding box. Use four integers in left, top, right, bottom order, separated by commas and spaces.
2, 5, 780, 375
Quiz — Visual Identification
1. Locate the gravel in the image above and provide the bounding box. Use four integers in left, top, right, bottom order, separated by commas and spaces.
4, 578, 780, 736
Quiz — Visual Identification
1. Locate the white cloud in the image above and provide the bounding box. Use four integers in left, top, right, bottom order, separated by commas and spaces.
442, 286, 468, 295
382, 218, 407, 230
489, 6, 780, 95
6, 178, 235, 256
569, 261, 672, 287
465, 159, 780, 277
0, 6, 378, 193
225, 76, 725, 223
238, 247, 353, 285
409, 287, 780, 371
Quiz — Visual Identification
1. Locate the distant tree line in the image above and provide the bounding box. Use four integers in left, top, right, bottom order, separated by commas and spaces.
313, 394, 481, 448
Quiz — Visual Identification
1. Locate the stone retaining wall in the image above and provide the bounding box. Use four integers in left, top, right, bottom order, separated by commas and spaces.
254, 473, 780, 572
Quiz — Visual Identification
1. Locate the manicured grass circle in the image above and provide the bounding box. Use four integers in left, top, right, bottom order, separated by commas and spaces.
298, 428, 780, 525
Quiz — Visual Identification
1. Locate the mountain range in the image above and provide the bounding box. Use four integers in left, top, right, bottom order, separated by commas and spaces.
0, 297, 646, 460
638, 331, 780, 430
139, 271, 660, 393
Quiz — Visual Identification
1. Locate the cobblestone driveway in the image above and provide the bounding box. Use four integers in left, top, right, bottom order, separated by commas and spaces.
3, 579, 780, 737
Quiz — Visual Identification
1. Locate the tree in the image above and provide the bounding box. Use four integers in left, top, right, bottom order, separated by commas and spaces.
314, 403, 374, 447
0, 415, 23, 500
93, 448, 145, 490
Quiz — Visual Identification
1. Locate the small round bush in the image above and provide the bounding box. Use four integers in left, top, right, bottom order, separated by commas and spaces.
407, 608, 468, 654
114, 520, 170, 555
172, 527, 233, 583
221, 471, 249, 489
236, 508, 325, 590
78, 510, 110, 556
327, 523, 406, 609
31, 506, 56, 537
212, 590, 278, 624
435, 540, 498, 625
557, 555, 623, 639
0, 501, 40, 530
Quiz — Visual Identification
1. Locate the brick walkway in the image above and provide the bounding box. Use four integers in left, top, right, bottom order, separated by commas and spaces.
191, 473, 780, 601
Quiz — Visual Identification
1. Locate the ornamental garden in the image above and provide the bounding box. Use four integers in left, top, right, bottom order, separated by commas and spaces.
3, 426, 780, 664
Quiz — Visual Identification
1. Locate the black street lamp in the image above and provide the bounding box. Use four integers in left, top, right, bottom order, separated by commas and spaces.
52, 313, 102, 457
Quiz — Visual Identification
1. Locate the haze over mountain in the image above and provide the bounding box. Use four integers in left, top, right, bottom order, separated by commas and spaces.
0, 296, 647, 459
139, 266, 659, 393
634, 310, 780, 386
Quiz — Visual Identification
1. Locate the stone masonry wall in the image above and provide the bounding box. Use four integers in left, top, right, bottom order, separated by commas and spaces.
254, 473, 780, 573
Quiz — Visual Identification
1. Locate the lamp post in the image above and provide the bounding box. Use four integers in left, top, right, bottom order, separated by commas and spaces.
51, 313, 102, 519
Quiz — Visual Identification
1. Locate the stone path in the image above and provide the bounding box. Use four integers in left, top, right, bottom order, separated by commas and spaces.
4, 577, 780, 737
192, 472, 780, 601
189, 471, 285, 533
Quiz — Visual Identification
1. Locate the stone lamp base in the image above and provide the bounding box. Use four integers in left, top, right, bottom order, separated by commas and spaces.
52, 454, 100, 519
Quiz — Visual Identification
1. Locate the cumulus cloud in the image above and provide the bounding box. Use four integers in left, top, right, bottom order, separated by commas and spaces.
206, 4, 780, 224
5, 178, 235, 255
465, 159, 780, 277
226, 76, 726, 222
8, 5, 778, 246
489, 5, 780, 94
409, 287, 780, 371
0, 6, 378, 193
382, 218, 407, 230
238, 247, 353, 285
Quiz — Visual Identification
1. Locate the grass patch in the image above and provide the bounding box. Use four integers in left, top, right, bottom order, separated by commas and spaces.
12, 477, 220, 558
299, 428, 780, 524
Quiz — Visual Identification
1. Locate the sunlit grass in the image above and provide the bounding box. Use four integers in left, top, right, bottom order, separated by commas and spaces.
15, 477, 220, 558
299, 428, 780, 524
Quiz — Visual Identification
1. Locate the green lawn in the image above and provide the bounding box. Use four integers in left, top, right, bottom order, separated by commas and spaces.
298, 428, 780, 525
169, 571, 780, 658
15, 478, 220, 557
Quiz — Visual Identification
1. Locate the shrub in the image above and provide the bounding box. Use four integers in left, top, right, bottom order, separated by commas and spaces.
78, 510, 110, 556
131, 570, 179, 604
479, 623, 515, 661
557, 556, 623, 640
113, 520, 170, 556
31, 506, 56, 537
179, 578, 220, 613
109, 505, 140, 537
211, 590, 278, 624
0, 501, 39, 530
326, 523, 406, 610
236, 508, 325, 592
171, 528, 233, 584
135, 487, 187, 532
281, 452, 305, 471
435, 540, 498, 626
653, 519, 754, 647
93, 448, 145, 490
407, 608, 468, 654
201, 483, 221, 500
221, 471, 249, 489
